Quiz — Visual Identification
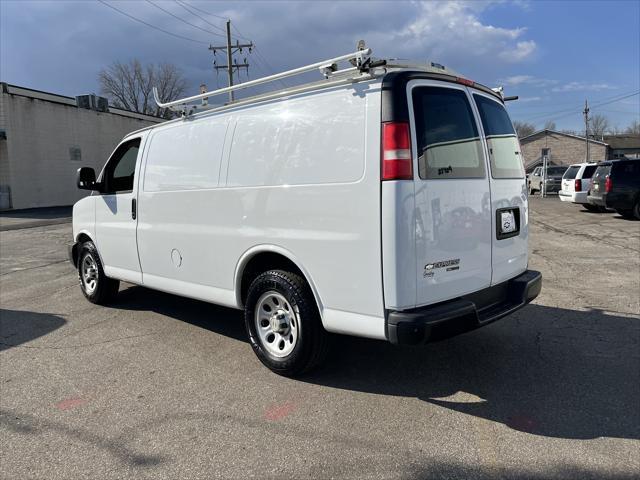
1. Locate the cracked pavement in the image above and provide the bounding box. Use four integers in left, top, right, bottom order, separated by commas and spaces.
0, 196, 639, 479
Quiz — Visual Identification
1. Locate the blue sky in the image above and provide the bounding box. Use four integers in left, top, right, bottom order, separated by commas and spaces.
1, 0, 638, 132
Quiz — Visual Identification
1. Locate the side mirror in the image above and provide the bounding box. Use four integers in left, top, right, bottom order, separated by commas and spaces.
76, 167, 100, 191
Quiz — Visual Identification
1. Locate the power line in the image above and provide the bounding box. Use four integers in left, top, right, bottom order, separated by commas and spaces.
144, 0, 225, 38
179, 0, 240, 26
174, 0, 228, 35
97, 0, 208, 45
209, 20, 253, 102
530, 92, 640, 128
522, 90, 640, 123
253, 46, 289, 88
592, 91, 640, 109
231, 23, 254, 43
222, 20, 289, 89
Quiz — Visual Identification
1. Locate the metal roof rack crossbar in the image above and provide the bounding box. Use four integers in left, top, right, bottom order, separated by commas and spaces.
153, 48, 373, 113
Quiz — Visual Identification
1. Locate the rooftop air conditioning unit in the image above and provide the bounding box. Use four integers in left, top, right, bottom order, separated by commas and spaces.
76, 94, 109, 112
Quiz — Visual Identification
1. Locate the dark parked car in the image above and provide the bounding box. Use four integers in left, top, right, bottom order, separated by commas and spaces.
587, 159, 640, 219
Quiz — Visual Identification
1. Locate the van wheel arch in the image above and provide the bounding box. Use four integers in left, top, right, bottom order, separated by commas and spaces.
237, 251, 322, 313
71, 233, 94, 268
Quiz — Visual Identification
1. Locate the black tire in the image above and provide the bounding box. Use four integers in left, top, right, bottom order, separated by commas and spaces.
77, 241, 120, 305
633, 200, 640, 220
244, 270, 329, 377
616, 209, 634, 219
528, 185, 536, 195
584, 204, 599, 212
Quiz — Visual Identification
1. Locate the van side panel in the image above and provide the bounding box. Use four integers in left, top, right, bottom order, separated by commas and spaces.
137, 84, 386, 339
226, 90, 365, 187
136, 115, 230, 296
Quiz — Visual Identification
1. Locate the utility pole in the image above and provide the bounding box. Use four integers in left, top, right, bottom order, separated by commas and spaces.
209, 20, 253, 103
583, 99, 590, 162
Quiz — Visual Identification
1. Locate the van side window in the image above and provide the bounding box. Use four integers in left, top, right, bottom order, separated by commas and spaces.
473, 94, 524, 179
412, 87, 485, 179
144, 120, 227, 192
102, 138, 141, 194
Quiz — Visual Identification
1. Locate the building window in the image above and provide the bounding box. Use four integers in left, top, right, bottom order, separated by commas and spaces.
69, 146, 82, 162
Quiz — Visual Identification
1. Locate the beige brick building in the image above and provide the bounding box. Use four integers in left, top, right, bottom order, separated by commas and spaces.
519, 129, 608, 172
0, 83, 163, 210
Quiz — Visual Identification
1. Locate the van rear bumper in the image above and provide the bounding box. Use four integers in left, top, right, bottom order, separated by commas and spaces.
385, 270, 542, 345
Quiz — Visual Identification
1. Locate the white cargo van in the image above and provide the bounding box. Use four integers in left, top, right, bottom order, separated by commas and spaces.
69, 48, 541, 376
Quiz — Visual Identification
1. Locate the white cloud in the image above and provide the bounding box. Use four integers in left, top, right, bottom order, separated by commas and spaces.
499, 40, 536, 62
499, 75, 556, 87
397, 1, 536, 64
551, 82, 617, 92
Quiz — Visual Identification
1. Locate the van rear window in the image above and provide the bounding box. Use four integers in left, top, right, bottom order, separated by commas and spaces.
473, 94, 524, 179
412, 87, 485, 179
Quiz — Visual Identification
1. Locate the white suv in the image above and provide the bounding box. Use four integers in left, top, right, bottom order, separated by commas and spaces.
68, 51, 542, 376
559, 162, 599, 209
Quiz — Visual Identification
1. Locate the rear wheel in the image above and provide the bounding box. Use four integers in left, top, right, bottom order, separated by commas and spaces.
584, 204, 600, 212
244, 269, 328, 377
616, 209, 634, 218
78, 241, 119, 304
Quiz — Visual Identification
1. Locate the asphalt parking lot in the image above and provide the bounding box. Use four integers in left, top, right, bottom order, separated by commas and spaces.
1, 196, 639, 479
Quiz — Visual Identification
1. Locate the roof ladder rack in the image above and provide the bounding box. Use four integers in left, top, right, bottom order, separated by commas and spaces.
153, 47, 373, 114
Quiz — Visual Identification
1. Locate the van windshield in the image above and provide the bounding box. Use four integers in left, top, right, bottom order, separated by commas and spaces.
473, 94, 524, 179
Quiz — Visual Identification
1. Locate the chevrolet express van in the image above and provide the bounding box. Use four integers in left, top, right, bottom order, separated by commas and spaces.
69, 50, 541, 376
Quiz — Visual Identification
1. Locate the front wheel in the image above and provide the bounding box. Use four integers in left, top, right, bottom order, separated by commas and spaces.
244, 270, 329, 377
78, 241, 120, 304
633, 200, 640, 220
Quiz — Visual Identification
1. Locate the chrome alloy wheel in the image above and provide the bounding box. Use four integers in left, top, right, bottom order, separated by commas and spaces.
81, 253, 99, 294
254, 291, 299, 358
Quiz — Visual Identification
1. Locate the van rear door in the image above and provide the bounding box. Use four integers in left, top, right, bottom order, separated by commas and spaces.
471, 92, 528, 285
408, 81, 492, 306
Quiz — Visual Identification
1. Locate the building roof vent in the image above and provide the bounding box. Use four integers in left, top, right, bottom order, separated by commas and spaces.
76, 94, 108, 112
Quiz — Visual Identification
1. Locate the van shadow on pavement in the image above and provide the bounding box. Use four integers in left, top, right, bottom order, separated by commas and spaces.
0, 309, 66, 351
112, 286, 639, 441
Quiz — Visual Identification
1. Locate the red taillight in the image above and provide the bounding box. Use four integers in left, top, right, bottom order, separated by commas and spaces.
605, 175, 612, 193
575, 179, 581, 191
382, 122, 412, 180
455, 77, 475, 87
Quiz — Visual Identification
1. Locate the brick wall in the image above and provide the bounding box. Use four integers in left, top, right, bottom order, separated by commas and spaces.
520, 131, 607, 170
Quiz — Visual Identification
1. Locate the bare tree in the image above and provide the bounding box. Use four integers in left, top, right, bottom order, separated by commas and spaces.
513, 120, 536, 138
625, 120, 640, 136
99, 59, 188, 119
544, 120, 556, 130
589, 114, 610, 138
560, 129, 577, 135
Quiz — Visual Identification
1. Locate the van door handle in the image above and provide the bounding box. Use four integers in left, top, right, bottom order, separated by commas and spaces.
131, 198, 137, 220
